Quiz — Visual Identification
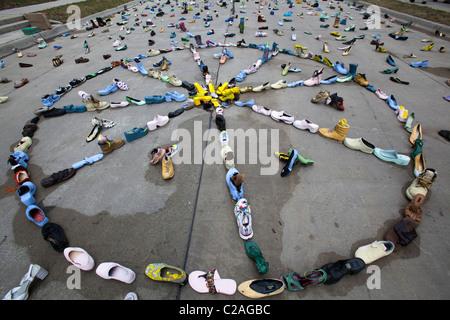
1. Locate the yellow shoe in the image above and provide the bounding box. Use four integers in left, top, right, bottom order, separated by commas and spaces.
318, 119, 350, 142
439, 46, 445, 53
295, 44, 307, 50
160, 27, 164, 32
216, 82, 229, 95
194, 82, 208, 95
322, 56, 333, 67
208, 81, 216, 94
421, 43, 434, 51
330, 31, 340, 37
377, 46, 388, 53
323, 41, 329, 53
162, 154, 174, 179
219, 93, 234, 102
211, 98, 219, 107
353, 73, 368, 87
188, 19, 195, 23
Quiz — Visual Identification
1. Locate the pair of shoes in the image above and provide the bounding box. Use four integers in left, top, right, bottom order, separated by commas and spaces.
3, 264, 48, 300
64, 247, 135, 283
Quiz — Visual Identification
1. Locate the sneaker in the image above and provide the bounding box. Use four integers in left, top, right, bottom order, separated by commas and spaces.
220, 130, 229, 147
251, 105, 272, 116
311, 90, 330, 103
234, 198, 253, 240
354, 241, 395, 264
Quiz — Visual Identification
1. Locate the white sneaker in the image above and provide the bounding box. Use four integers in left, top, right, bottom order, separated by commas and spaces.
251, 105, 272, 116
293, 119, 319, 133
234, 198, 253, 240
270, 80, 287, 89
255, 31, 267, 37
220, 130, 229, 147
252, 82, 270, 92
113, 39, 121, 47
291, 33, 297, 41
270, 110, 294, 124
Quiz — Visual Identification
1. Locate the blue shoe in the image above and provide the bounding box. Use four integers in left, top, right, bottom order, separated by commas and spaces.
373, 148, 410, 166
164, 91, 186, 102
98, 83, 119, 95
8, 151, 29, 168
187, 32, 195, 38
145, 95, 165, 104
287, 80, 303, 87
136, 54, 147, 59
72, 153, 104, 169
170, 32, 176, 38
281, 148, 299, 177
26, 205, 49, 227
234, 99, 255, 107
134, 59, 148, 75
320, 75, 338, 84
17, 181, 36, 206
333, 62, 349, 75
124, 127, 149, 142
410, 60, 428, 68
365, 85, 376, 92
386, 55, 396, 66
261, 46, 269, 64
64, 104, 87, 113
223, 49, 234, 58
386, 95, 399, 110
235, 70, 247, 82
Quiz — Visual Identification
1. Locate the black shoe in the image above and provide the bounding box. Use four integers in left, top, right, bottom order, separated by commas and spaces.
438, 130, 450, 141
320, 258, 366, 285
328, 93, 345, 111
42, 223, 69, 252
343, 38, 356, 45
181, 80, 195, 92
168, 108, 185, 118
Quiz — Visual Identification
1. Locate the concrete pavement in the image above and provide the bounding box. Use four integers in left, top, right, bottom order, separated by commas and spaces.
0, 0, 449, 308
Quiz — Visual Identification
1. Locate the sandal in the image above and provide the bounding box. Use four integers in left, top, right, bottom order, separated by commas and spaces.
75, 57, 89, 64
14, 78, 29, 88
280, 269, 327, 291
245, 241, 269, 274
188, 269, 236, 295
52, 56, 63, 67
150, 147, 166, 165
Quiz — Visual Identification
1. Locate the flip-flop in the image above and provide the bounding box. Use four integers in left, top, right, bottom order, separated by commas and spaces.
145, 263, 187, 284
72, 153, 104, 169
188, 269, 236, 295
238, 279, 284, 298
280, 269, 327, 291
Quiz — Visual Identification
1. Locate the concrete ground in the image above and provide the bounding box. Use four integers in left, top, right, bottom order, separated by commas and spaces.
0, 0, 449, 307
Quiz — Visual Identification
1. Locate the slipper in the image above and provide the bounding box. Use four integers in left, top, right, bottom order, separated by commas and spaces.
40, 168, 76, 188
42, 222, 68, 252
145, 263, 187, 284
188, 269, 236, 295
14, 78, 29, 88
72, 153, 104, 169
219, 54, 227, 64
390, 77, 409, 85
385, 217, 418, 251
238, 279, 284, 298
320, 258, 366, 284
14, 137, 32, 152
280, 269, 327, 291
168, 108, 185, 118
245, 241, 269, 274
150, 147, 166, 165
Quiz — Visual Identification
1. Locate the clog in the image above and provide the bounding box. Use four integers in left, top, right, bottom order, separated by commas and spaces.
343, 137, 375, 153
25, 205, 49, 227
145, 263, 187, 284
96, 262, 136, 283
373, 148, 410, 165
64, 247, 95, 271
17, 181, 37, 206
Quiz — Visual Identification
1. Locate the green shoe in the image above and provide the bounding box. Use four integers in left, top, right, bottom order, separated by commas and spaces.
411, 139, 423, 159
288, 148, 314, 165
381, 67, 399, 74
181, 37, 189, 42
245, 241, 269, 274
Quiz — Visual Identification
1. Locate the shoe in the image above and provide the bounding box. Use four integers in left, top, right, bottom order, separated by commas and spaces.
353, 73, 369, 87
245, 241, 269, 274
98, 83, 118, 95
354, 241, 395, 264
413, 153, 426, 177
396, 106, 408, 122
64, 247, 95, 271
410, 60, 429, 68
25, 205, 49, 227
318, 119, 350, 142
343, 137, 375, 153
126, 96, 145, 105
271, 110, 294, 124
124, 127, 149, 142
293, 119, 319, 133
145, 263, 187, 284
280, 148, 299, 177
238, 279, 284, 298
327, 93, 345, 111
390, 77, 409, 85
40, 168, 76, 187
311, 90, 330, 103
161, 154, 175, 180
147, 115, 169, 131
386, 95, 399, 110
234, 99, 254, 107
14, 136, 33, 152
333, 62, 349, 75
373, 148, 410, 165
406, 168, 437, 200
42, 222, 68, 252
164, 91, 186, 102
386, 55, 396, 66
3, 264, 48, 300
421, 43, 434, 51
98, 135, 125, 155
375, 89, 389, 100
320, 258, 365, 285
17, 181, 37, 206
96, 262, 136, 283
251, 105, 272, 116
252, 82, 270, 92
234, 198, 253, 240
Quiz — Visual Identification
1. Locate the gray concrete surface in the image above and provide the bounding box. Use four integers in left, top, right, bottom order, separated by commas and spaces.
0, 0, 449, 308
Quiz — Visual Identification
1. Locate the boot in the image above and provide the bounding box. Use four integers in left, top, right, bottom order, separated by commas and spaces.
90, 20, 98, 28
333, 16, 340, 28
303, 68, 323, 86
404, 193, 425, 224
258, 15, 266, 22
98, 135, 125, 155
348, 63, 358, 79
319, 119, 350, 142
293, 45, 308, 58
96, 17, 106, 27
239, 17, 245, 33
194, 35, 204, 46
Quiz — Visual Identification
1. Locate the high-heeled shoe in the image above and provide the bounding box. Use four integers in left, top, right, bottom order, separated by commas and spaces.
3, 264, 48, 300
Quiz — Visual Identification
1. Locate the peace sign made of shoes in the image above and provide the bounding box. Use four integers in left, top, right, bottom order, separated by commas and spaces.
3, 0, 441, 300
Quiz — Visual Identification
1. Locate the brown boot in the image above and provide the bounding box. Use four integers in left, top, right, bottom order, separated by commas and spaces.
404, 194, 425, 224
333, 16, 340, 28
98, 135, 125, 155
319, 119, 349, 142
